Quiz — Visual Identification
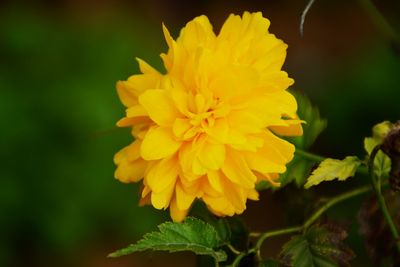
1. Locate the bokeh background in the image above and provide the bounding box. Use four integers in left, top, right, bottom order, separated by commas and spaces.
1, 0, 400, 266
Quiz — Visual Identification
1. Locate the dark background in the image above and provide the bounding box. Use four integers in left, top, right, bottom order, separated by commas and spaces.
1, 0, 400, 266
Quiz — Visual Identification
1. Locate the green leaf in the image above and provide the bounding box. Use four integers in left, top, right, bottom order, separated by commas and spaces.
189, 201, 231, 244
304, 156, 361, 189
280, 225, 354, 267
108, 217, 227, 262
279, 92, 327, 186
364, 121, 392, 178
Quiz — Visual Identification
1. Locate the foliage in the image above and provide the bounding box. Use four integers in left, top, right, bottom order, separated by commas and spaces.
304, 156, 361, 188
280, 224, 354, 267
364, 121, 392, 178
109, 217, 227, 262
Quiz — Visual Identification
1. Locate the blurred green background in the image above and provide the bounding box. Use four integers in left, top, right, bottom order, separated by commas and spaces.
1, 0, 399, 266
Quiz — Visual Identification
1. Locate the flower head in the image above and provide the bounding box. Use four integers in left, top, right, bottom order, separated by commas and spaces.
114, 12, 303, 222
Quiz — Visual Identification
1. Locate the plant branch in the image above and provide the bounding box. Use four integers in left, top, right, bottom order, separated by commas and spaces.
230, 185, 372, 266
295, 149, 325, 162
300, 0, 317, 36
368, 144, 400, 252
227, 243, 241, 255
303, 185, 371, 228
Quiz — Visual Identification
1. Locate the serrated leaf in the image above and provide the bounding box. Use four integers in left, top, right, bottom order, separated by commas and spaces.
280, 225, 354, 267
109, 217, 227, 262
304, 156, 361, 189
189, 201, 231, 244
364, 121, 392, 178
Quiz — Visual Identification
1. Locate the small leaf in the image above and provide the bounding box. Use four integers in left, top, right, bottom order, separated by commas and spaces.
364, 121, 392, 178
280, 224, 354, 267
108, 217, 227, 262
304, 156, 361, 189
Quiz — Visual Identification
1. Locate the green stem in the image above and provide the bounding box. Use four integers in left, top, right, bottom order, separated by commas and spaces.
368, 145, 400, 252
303, 185, 371, 228
231, 185, 372, 266
229, 252, 246, 267
227, 243, 241, 255
295, 149, 325, 162
253, 226, 302, 252
358, 0, 400, 45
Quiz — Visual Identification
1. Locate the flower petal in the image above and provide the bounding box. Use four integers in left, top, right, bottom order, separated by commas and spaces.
151, 179, 176, 210
178, 15, 215, 51
141, 127, 181, 160
221, 148, 256, 188
170, 196, 189, 222
197, 142, 226, 171
139, 89, 181, 126
207, 170, 223, 193
175, 182, 196, 211
146, 155, 178, 193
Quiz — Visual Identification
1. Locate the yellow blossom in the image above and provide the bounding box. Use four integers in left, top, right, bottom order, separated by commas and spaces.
114, 12, 303, 222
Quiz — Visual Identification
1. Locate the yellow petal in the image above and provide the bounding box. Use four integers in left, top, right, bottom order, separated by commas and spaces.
175, 182, 196, 210
170, 197, 189, 222
146, 156, 178, 193
262, 129, 295, 162
114, 158, 147, 183
126, 105, 148, 118
221, 177, 246, 212
141, 126, 181, 160
270, 120, 303, 136
227, 110, 264, 134
178, 140, 207, 176
139, 89, 181, 127
151, 179, 176, 210
221, 148, 256, 188
203, 195, 235, 216
136, 58, 159, 74
243, 149, 286, 174
263, 91, 298, 118
172, 118, 192, 140
197, 142, 226, 171
118, 72, 161, 107
177, 15, 215, 51
207, 170, 223, 193
116, 81, 138, 107
247, 189, 259, 201
117, 116, 151, 127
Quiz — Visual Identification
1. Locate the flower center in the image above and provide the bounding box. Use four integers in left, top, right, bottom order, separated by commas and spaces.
176, 93, 230, 141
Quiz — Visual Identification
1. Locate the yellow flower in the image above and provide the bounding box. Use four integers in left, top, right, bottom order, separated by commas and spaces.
114, 12, 303, 222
